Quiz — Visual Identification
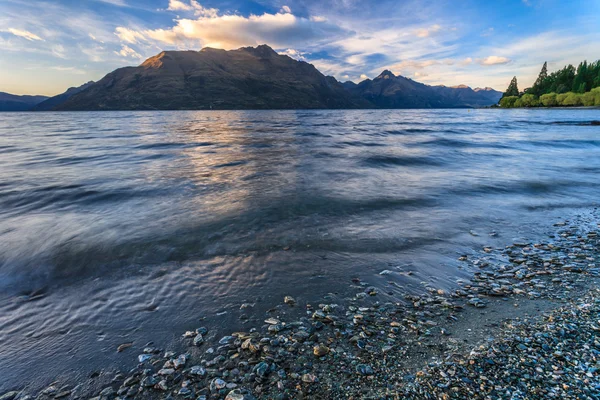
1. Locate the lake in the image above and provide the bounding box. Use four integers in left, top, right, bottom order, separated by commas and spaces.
1, 109, 599, 392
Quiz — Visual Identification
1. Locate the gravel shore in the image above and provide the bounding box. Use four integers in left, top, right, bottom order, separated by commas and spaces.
3, 215, 600, 400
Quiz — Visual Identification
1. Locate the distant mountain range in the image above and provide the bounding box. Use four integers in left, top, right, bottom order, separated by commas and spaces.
0, 92, 49, 111
0, 45, 502, 111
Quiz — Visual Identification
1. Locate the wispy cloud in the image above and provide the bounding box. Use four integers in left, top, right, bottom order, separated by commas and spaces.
115, 44, 142, 58
414, 24, 441, 38
478, 55, 511, 66
5, 28, 44, 41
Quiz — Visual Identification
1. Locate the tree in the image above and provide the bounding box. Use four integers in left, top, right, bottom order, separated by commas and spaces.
531, 62, 548, 95
540, 93, 558, 106
499, 96, 519, 108
572, 61, 588, 93
556, 93, 569, 105
520, 94, 539, 107
502, 76, 519, 99
582, 91, 596, 106
561, 92, 582, 106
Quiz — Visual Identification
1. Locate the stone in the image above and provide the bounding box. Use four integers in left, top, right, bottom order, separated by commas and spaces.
193, 334, 204, 346
225, 388, 257, 400
284, 296, 296, 305
313, 344, 330, 357
356, 364, 374, 375
210, 378, 227, 392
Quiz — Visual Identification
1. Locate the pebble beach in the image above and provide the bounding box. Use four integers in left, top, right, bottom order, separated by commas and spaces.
4, 211, 600, 400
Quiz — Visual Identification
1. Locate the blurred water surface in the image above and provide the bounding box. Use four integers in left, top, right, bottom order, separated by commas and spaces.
0, 109, 599, 391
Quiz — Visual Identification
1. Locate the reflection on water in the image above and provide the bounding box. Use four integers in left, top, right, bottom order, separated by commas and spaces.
0, 109, 600, 392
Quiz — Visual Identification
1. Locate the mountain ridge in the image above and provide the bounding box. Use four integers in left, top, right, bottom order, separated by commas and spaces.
4, 45, 502, 111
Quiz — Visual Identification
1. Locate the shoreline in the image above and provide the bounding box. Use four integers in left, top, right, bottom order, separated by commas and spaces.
4, 213, 600, 399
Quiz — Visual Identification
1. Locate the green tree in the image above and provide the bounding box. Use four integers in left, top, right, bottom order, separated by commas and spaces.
502, 76, 519, 99
531, 62, 548, 96
582, 91, 596, 106
590, 87, 600, 106
540, 93, 558, 106
572, 61, 588, 93
562, 92, 582, 106
556, 93, 569, 105
520, 94, 539, 107
499, 96, 519, 108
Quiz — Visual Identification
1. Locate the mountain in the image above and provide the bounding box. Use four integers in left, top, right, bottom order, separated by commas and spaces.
33, 81, 95, 111
345, 70, 502, 108
0, 92, 49, 111
55, 45, 370, 111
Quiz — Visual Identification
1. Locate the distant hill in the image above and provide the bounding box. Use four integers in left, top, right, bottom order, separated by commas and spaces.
0, 92, 49, 111
345, 70, 502, 108
33, 81, 95, 111
55, 45, 371, 111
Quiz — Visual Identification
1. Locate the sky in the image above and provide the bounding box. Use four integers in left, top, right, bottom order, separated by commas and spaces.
1, 0, 599, 96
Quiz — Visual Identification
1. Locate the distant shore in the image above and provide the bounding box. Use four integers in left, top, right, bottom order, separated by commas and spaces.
4, 212, 600, 400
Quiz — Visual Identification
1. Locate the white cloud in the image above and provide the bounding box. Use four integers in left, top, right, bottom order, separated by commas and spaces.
360, 74, 368, 80
115, 44, 143, 58
281, 6, 292, 14
5, 28, 43, 41
168, 0, 192, 11
51, 44, 67, 58
116, 5, 346, 50
115, 27, 146, 44
96, 0, 127, 6
478, 55, 511, 66
50, 66, 86, 75
414, 24, 441, 38
167, 0, 220, 17
279, 48, 308, 60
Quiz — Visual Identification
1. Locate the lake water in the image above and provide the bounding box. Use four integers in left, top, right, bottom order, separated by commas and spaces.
1, 109, 599, 393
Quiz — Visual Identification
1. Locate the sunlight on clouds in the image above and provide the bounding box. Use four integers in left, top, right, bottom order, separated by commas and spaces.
6, 28, 43, 41
478, 56, 511, 66
115, 27, 146, 44
115, 44, 142, 58
414, 24, 441, 38
116, 3, 346, 50
168, 0, 192, 11
279, 48, 307, 60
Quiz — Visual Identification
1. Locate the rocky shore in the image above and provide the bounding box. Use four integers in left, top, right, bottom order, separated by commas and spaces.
3, 215, 600, 400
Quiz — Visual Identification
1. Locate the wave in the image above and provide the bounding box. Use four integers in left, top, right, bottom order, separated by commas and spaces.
363, 154, 445, 167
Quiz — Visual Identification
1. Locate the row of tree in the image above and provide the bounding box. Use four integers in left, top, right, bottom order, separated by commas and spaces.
500, 88, 600, 108
499, 60, 600, 107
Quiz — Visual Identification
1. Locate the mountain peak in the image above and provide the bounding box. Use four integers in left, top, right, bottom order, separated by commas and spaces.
241, 44, 278, 58
451, 84, 470, 89
376, 70, 396, 80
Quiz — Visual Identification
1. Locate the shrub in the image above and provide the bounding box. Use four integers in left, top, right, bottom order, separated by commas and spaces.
556, 93, 569, 105
582, 91, 596, 106
591, 87, 600, 106
514, 97, 524, 108
520, 94, 539, 107
540, 93, 558, 106
499, 96, 519, 108
561, 92, 583, 106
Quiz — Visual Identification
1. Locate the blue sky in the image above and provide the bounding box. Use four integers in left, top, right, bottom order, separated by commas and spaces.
1, 0, 598, 95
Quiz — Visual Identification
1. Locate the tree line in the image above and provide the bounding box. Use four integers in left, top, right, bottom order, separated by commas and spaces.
499, 60, 600, 107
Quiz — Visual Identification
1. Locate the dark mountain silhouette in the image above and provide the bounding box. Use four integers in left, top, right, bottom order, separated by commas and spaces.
55, 45, 370, 110
0, 92, 48, 111
33, 81, 95, 111
26, 45, 501, 111
345, 70, 502, 108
